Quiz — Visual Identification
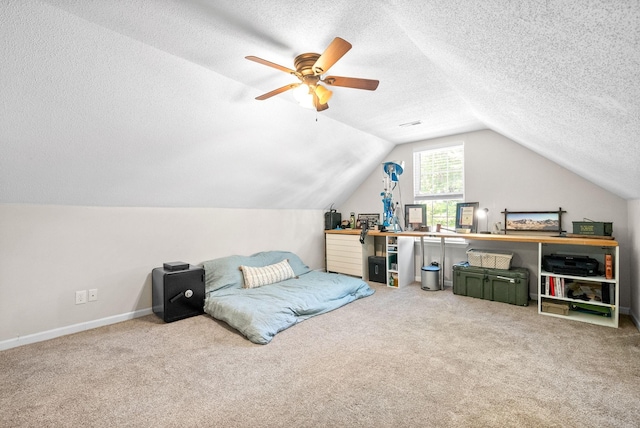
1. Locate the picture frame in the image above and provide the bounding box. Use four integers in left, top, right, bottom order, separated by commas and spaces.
404, 204, 426, 231
356, 213, 380, 230
455, 202, 479, 233
502, 208, 565, 234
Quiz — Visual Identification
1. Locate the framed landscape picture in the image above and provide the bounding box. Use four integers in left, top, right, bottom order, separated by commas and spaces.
504, 210, 563, 233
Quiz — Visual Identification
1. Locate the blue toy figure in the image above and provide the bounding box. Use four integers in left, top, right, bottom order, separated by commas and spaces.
381, 189, 394, 228
380, 161, 404, 232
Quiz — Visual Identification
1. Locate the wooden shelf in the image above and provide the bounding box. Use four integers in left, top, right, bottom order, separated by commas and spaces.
325, 229, 618, 247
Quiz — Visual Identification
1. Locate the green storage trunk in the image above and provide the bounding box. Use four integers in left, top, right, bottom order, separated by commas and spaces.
452, 263, 529, 306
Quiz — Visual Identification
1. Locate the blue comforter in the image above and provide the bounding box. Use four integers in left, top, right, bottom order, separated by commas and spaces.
201, 251, 374, 344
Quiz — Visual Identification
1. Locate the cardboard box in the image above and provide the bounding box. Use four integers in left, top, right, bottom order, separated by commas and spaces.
541, 300, 569, 316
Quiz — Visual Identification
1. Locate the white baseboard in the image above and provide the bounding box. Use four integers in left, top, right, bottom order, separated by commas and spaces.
630, 309, 640, 330
0, 308, 153, 352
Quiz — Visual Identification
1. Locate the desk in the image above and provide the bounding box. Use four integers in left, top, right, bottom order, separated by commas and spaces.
327, 229, 616, 288
325, 229, 619, 327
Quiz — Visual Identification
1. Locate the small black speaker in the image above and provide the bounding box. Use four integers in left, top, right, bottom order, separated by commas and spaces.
324, 210, 341, 230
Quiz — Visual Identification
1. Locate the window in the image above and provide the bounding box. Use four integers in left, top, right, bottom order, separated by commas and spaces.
413, 143, 464, 230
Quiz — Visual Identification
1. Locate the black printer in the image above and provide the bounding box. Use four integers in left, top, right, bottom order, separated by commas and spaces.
542, 254, 599, 276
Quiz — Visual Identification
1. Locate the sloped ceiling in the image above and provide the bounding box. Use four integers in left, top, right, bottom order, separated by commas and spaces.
1, 1, 639, 209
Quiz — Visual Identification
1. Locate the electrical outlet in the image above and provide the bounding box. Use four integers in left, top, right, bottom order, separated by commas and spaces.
88, 288, 98, 302
75, 290, 87, 305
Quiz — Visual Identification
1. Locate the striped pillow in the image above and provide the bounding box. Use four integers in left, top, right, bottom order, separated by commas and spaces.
240, 259, 296, 289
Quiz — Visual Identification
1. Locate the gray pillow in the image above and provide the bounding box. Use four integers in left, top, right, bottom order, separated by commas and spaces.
201, 251, 311, 293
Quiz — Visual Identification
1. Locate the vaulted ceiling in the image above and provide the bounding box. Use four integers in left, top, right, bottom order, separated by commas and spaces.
2, 1, 639, 209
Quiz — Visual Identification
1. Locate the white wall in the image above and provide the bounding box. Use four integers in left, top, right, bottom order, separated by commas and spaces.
339, 130, 632, 311
2, 130, 635, 350
628, 199, 640, 327
0, 205, 324, 349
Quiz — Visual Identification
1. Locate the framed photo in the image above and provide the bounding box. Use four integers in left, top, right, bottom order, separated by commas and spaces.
503, 209, 563, 234
404, 204, 426, 230
455, 202, 479, 233
357, 213, 380, 230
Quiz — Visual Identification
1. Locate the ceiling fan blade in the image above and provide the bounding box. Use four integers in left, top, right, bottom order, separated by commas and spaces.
312, 37, 352, 75
255, 83, 300, 100
245, 56, 298, 76
323, 76, 379, 91
312, 92, 329, 111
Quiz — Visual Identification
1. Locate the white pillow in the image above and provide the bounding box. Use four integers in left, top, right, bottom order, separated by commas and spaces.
239, 259, 296, 289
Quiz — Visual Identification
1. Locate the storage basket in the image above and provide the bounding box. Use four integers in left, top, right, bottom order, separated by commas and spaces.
466, 249, 513, 269
541, 301, 569, 316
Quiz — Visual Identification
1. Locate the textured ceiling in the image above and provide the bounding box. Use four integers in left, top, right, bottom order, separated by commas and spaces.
1, 0, 639, 209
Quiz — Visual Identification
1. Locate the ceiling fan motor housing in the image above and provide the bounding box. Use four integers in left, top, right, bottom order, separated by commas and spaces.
294, 53, 322, 76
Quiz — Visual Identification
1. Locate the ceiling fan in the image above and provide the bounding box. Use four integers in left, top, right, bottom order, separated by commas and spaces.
246, 37, 379, 111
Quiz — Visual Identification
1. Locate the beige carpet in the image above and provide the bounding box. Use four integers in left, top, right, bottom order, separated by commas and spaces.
1, 282, 639, 428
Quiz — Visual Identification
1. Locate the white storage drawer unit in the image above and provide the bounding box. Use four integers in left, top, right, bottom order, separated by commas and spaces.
326, 232, 373, 277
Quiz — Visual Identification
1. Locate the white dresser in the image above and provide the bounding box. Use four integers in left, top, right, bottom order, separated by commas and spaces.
325, 232, 374, 277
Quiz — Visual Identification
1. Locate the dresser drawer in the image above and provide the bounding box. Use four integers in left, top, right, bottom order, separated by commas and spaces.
326, 233, 365, 277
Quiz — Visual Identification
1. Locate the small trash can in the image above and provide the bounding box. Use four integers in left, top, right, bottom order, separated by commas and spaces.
421, 262, 440, 291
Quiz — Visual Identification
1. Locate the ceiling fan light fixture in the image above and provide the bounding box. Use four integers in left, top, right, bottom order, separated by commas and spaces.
292, 84, 315, 109
315, 84, 333, 105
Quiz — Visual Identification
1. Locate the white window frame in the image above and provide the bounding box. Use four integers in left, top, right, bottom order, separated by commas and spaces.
413, 142, 465, 231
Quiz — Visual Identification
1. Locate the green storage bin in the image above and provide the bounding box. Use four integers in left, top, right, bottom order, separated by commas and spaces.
452, 263, 529, 306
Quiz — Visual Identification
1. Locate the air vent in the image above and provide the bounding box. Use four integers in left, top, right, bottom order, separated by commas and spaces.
399, 120, 422, 127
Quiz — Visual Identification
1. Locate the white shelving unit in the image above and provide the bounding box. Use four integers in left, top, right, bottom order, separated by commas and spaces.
385, 236, 414, 288
538, 242, 619, 328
